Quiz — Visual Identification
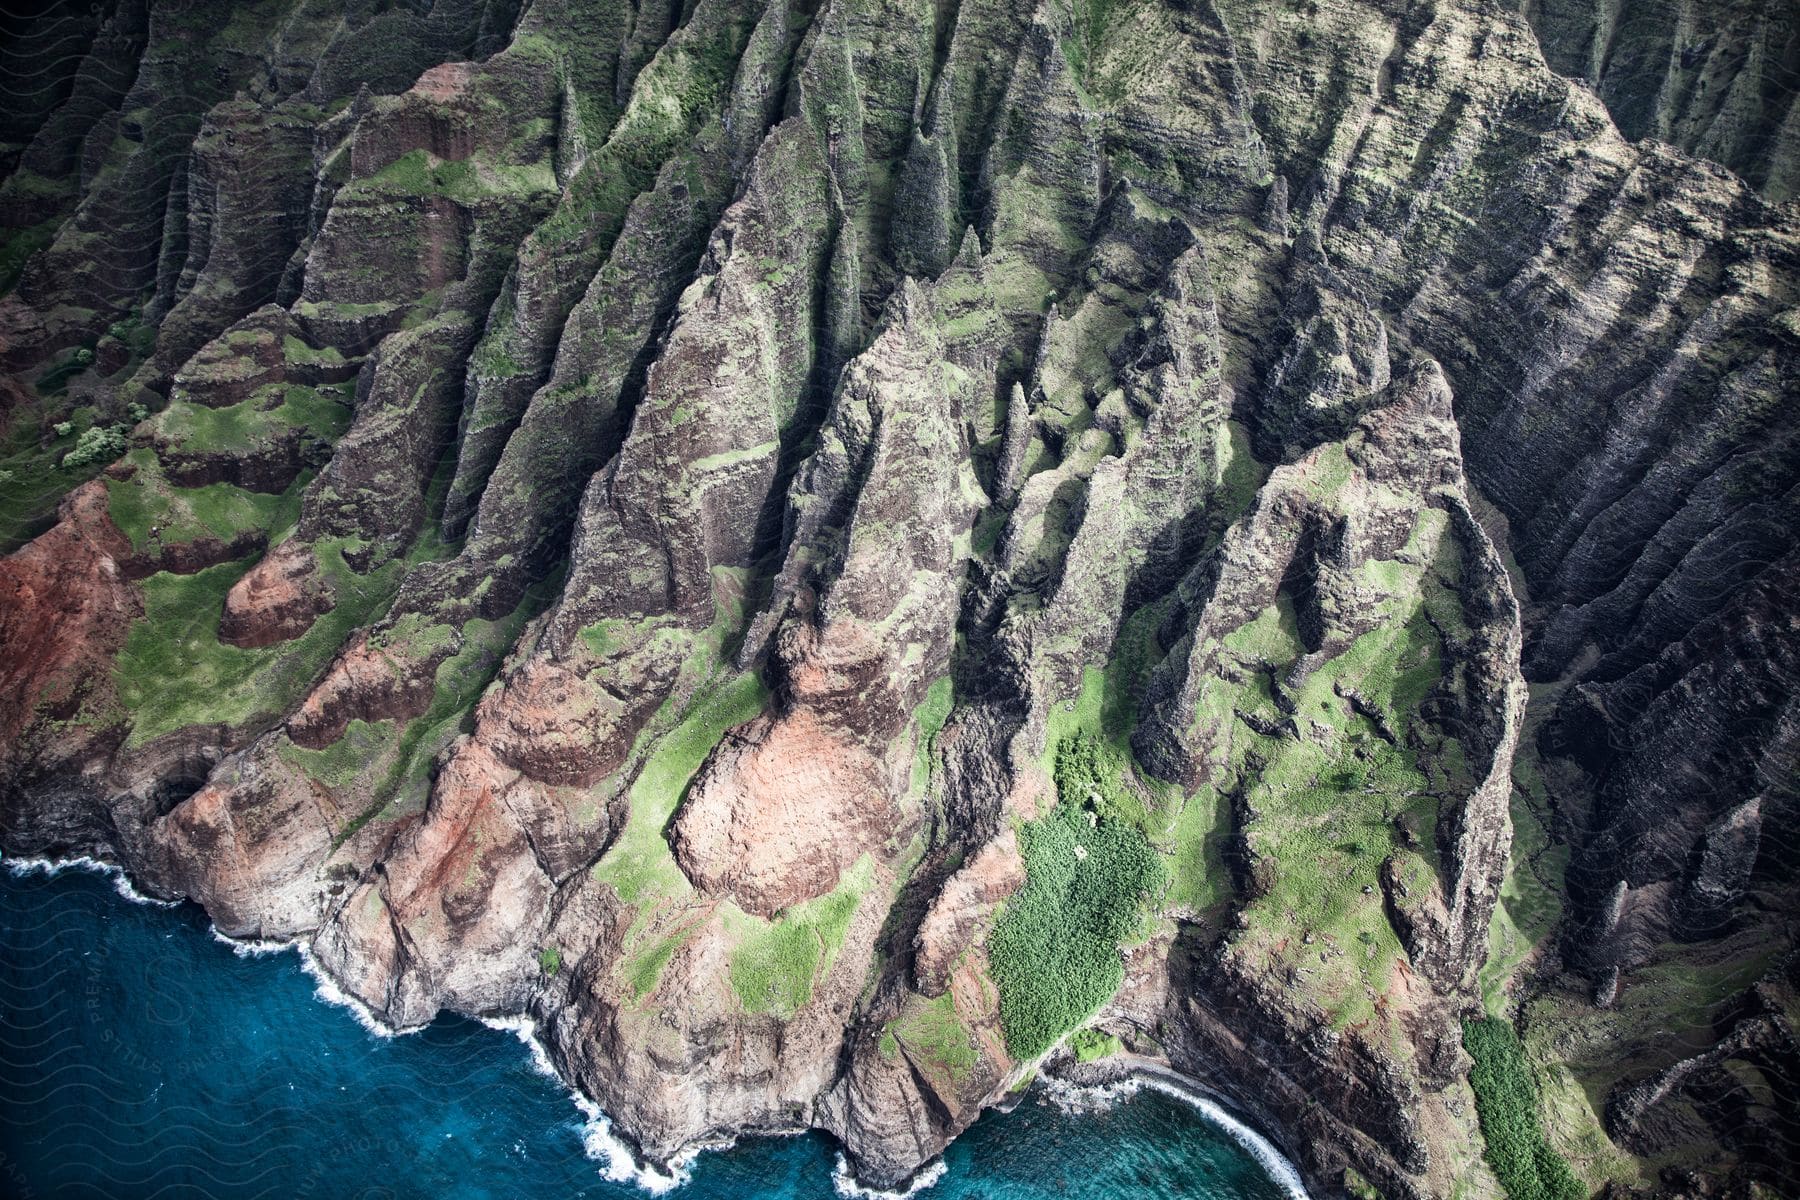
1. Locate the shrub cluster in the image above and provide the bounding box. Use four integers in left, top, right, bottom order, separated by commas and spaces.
1463, 1017, 1586, 1200
1069, 1027, 1122, 1062
61, 423, 128, 470
990, 733, 1164, 1059
52, 401, 145, 472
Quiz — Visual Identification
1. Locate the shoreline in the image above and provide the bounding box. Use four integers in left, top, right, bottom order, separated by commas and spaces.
1042, 1053, 1313, 1200
4, 849, 1312, 1198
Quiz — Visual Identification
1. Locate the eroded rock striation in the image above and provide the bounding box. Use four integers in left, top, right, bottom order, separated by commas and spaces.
2, 1, 1796, 1196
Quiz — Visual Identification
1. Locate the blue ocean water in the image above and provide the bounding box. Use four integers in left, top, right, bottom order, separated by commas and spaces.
0, 861, 1300, 1200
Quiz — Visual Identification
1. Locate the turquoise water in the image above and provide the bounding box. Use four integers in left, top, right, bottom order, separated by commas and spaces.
0, 861, 1299, 1200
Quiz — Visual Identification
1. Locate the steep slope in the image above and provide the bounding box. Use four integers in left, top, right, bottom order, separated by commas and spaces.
1527, 0, 1799, 202
1, 1, 1796, 1197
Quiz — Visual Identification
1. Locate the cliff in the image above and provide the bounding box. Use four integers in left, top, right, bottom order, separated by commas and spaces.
1, 1, 1795, 1197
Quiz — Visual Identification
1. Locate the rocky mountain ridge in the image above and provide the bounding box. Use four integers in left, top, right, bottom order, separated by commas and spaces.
1, 1, 1795, 1197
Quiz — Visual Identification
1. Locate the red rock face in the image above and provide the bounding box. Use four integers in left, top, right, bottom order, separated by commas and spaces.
475, 653, 673, 788
0, 482, 139, 748
155, 762, 340, 940
670, 710, 900, 918
412, 61, 477, 102
219, 540, 334, 648
373, 742, 547, 934
912, 828, 1025, 996
285, 632, 439, 750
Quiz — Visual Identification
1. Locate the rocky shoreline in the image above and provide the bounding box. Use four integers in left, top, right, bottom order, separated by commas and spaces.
8, 847, 1314, 1197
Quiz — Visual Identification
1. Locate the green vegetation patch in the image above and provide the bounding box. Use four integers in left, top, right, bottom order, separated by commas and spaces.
115, 559, 283, 737
578, 613, 681, 660
884, 991, 980, 1084
990, 732, 1166, 1059
1463, 1016, 1585, 1200
1343, 1168, 1383, 1200
726, 855, 872, 1016
1164, 779, 1231, 915
908, 675, 955, 799
362, 148, 556, 204
1481, 740, 1571, 1013
278, 718, 395, 791
107, 459, 305, 553
1036, 602, 1229, 920
61, 422, 128, 470
115, 539, 407, 746
152, 384, 350, 456
623, 926, 696, 1002
1070, 1026, 1123, 1062
592, 666, 770, 907
283, 335, 346, 370
1226, 612, 1442, 1031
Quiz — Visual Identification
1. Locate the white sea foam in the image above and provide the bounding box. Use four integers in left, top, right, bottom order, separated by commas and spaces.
1039, 1070, 1143, 1113
207, 925, 295, 957
1042, 1071, 1312, 1200
479, 1013, 559, 1080
293, 942, 413, 1039
2, 853, 180, 908
575, 1092, 695, 1195
479, 1013, 697, 1194
831, 1153, 947, 1199
199, 921, 409, 1041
